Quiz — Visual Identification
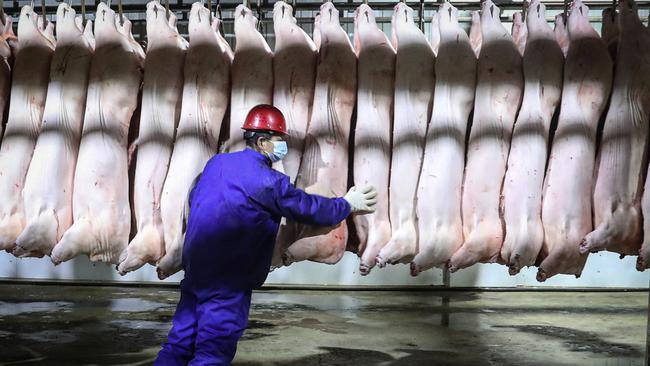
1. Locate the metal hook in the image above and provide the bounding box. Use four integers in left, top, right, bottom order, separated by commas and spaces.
81, 0, 86, 25
165, 0, 170, 20
418, 0, 424, 30
611, 0, 617, 20
41, 0, 45, 30
522, 0, 528, 21
256, 0, 263, 33
214, 0, 224, 35
563, 0, 568, 23
208, 0, 212, 22
118, 0, 124, 26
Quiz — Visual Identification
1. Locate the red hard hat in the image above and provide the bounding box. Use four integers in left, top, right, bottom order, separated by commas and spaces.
242, 104, 288, 135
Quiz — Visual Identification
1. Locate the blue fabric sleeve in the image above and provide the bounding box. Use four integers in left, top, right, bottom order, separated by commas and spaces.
261, 174, 351, 226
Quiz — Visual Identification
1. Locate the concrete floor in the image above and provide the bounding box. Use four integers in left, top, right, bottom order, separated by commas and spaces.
0, 284, 647, 366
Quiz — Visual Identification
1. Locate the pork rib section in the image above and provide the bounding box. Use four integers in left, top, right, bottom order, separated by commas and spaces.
13, 4, 94, 258
51, 4, 144, 264
156, 4, 232, 279
412, 2, 476, 274
500, 0, 564, 275
581, 0, 650, 257
272, 0, 317, 182
448, 0, 523, 272
376, 2, 434, 268
352, 3, 394, 275
225, 4, 272, 153
281, 2, 356, 266
118, 1, 188, 274
538, 0, 613, 281
0, 6, 55, 252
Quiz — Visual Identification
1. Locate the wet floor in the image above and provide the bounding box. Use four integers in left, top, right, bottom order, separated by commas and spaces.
0, 283, 647, 365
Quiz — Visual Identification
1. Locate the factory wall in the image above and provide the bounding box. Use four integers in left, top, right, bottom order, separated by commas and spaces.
0, 251, 647, 288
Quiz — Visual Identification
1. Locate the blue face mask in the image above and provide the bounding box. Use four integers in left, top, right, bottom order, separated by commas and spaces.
266, 141, 288, 163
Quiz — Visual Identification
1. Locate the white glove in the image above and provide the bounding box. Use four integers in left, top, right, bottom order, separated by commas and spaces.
344, 185, 378, 213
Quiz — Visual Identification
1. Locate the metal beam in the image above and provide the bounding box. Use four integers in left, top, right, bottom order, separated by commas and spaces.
5, 0, 648, 18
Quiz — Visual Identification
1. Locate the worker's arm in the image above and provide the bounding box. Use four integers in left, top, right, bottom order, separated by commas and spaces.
260, 175, 352, 226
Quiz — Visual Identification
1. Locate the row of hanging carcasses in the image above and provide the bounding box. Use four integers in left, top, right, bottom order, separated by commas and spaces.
0, 0, 647, 283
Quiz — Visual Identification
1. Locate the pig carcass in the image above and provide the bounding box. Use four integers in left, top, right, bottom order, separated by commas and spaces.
0, 6, 55, 252
500, 0, 564, 275
411, 2, 476, 275
280, 2, 357, 266
538, 0, 613, 281
51, 4, 144, 264
225, 4, 273, 153
376, 2, 435, 267
352, 3, 394, 275
448, 0, 523, 272
13, 4, 94, 258
272, 0, 317, 182
156, 4, 232, 279
117, 1, 188, 274
269, 1, 318, 269
580, 0, 650, 257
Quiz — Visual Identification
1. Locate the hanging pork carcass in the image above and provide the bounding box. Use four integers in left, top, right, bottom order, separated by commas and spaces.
51, 3, 145, 265
279, 1, 357, 266
500, 0, 564, 275
537, 0, 613, 281
448, 0, 524, 272
272, 0, 317, 182
13, 3, 94, 258
411, 1, 476, 275
550, 0, 645, 268
0, 6, 55, 253
117, 1, 188, 275
156, 3, 232, 279
584, 0, 650, 259
352, 3, 395, 275
376, 2, 434, 268
269, 1, 318, 269
225, 4, 273, 153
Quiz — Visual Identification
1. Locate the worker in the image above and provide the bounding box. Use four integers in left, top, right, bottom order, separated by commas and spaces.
154, 104, 377, 365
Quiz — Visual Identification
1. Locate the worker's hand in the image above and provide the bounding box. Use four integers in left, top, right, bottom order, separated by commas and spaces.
344, 185, 378, 214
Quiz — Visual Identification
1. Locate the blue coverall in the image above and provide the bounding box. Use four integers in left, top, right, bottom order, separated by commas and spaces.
154, 148, 351, 365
